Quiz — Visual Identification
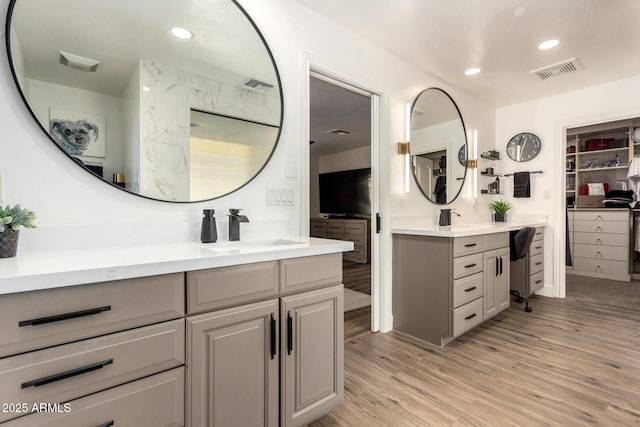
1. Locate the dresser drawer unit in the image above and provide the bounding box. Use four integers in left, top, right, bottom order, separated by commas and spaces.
453, 298, 484, 337
572, 220, 628, 234
0, 274, 185, 358
0, 319, 184, 423
453, 235, 483, 257
572, 257, 629, 275
452, 273, 483, 308
483, 232, 509, 251
453, 253, 484, 279
280, 253, 342, 294
186, 261, 279, 315
572, 210, 629, 222
2, 367, 185, 427
529, 253, 544, 274
572, 231, 629, 247
573, 244, 629, 261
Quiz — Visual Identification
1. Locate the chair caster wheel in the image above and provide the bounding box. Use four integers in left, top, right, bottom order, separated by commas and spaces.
525, 306, 532, 313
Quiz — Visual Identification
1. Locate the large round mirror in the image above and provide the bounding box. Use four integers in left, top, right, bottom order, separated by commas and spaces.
410, 88, 467, 205
6, 0, 282, 202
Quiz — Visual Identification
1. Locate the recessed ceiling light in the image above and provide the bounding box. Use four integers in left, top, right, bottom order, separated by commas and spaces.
465, 68, 481, 76
538, 39, 559, 50
170, 27, 194, 39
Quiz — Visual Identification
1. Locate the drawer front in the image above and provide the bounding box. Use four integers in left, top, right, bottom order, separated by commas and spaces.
0, 319, 184, 423
326, 232, 343, 240
343, 221, 366, 235
529, 253, 544, 274
3, 367, 184, 427
452, 273, 483, 308
572, 231, 629, 247
573, 257, 629, 275
529, 270, 544, 293
453, 253, 484, 279
280, 253, 342, 295
453, 236, 484, 257
483, 232, 509, 251
573, 244, 629, 261
187, 261, 279, 315
0, 274, 185, 358
343, 245, 367, 263
573, 210, 629, 222
532, 227, 544, 242
572, 220, 628, 234
344, 234, 366, 246
453, 298, 484, 337
326, 222, 345, 233
529, 239, 544, 256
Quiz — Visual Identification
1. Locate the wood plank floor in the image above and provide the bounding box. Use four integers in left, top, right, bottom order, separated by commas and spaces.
312, 280, 640, 426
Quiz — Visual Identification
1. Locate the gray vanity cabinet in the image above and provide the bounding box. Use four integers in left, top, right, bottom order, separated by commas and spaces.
483, 247, 510, 319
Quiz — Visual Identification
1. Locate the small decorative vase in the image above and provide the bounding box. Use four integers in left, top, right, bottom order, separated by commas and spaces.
493, 213, 507, 222
0, 228, 20, 258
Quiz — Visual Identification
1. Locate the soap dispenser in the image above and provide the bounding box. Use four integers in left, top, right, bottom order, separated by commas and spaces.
200, 209, 217, 243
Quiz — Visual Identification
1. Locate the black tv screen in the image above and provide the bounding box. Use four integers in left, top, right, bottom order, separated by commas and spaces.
319, 168, 371, 216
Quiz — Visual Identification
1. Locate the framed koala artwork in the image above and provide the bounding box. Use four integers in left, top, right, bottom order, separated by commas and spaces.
49, 108, 106, 158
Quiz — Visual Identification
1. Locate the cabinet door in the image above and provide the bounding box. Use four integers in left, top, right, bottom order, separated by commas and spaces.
483, 250, 498, 319
497, 247, 511, 313
187, 299, 279, 427
281, 285, 344, 427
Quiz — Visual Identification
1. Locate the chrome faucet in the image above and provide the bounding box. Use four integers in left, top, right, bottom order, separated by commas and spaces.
228, 209, 249, 241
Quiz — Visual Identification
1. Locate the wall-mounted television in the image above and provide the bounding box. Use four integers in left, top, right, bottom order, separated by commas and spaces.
319, 168, 371, 216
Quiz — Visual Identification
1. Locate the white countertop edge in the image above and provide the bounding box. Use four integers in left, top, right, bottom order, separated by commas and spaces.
391, 221, 547, 237
0, 238, 354, 295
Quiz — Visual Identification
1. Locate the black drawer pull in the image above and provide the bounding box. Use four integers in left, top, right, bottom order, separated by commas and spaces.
464, 263, 477, 269
465, 313, 477, 321
464, 243, 477, 248
464, 286, 477, 292
21, 359, 113, 389
535, 262, 542, 266
96, 422, 115, 427
19, 306, 111, 327
287, 311, 293, 355
535, 280, 543, 284
270, 313, 276, 360
534, 246, 542, 250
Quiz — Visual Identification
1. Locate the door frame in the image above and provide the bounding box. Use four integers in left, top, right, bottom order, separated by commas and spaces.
299, 52, 388, 332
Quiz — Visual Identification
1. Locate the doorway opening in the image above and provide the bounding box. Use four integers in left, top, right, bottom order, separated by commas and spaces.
309, 74, 375, 338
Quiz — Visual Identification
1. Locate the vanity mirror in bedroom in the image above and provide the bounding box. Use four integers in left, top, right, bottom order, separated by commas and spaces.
5, 0, 283, 202
409, 87, 467, 205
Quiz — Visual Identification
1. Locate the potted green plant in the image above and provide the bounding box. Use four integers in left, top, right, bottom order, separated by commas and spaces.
489, 199, 511, 222
0, 204, 36, 258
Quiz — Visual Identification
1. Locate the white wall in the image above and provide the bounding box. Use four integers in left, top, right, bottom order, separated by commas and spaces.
496, 74, 640, 298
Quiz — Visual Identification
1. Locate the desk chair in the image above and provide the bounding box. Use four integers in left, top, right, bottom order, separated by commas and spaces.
510, 227, 536, 312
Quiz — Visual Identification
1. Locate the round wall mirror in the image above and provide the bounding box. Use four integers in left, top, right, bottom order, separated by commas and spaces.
410, 88, 467, 205
6, 0, 283, 202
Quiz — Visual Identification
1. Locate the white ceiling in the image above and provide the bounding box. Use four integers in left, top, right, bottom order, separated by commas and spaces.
297, 0, 640, 107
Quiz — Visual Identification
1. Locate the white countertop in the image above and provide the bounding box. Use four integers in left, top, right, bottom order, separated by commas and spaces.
0, 237, 353, 296
391, 220, 547, 237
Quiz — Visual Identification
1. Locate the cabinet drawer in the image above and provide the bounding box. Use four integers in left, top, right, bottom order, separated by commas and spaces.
343, 235, 366, 247
529, 239, 544, 256
343, 245, 367, 263
573, 232, 629, 247
572, 220, 628, 234
453, 253, 484, 279
452, 273, 483, 308
344, 221, 366, 235
326, 222, 345, 233
529, 253, 544, 274
0, 274, 184, 358
573, 210, 629, 222
530, 270, 544, 293
453, 236, 483, 257
453, 298, 484, 337
3, 367, 184, 427
326, 232, 343, 240
483, 232, 509, 251
533, 227, 544, 242
573, 244, 628, 261
0, 319, 184, 423
572, 257, 629, 275
280, 253, 342, 295
187, 261, 279, 315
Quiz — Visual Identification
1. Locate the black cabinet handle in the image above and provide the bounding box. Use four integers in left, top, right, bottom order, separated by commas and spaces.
464, 243, 477, 248
464, 286, 477, 292
495, 258, 499, 277
270, 313, 276, 360
19, 306, 111, 327
465, 313, 477, 321
535, 262, 542, 266
21, 359, 113, 389
535, 280, 543, 284
500, 257, 503, 275
96, 422, 114, 427
464, 263, 477, 269
287, 311, 293, 355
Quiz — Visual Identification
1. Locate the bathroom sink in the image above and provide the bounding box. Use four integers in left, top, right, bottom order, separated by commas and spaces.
201, 239, 307, 254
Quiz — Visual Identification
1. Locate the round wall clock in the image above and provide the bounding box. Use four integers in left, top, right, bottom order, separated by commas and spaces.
506, 132, 541, 162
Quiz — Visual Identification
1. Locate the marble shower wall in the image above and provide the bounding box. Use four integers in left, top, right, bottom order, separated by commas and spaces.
141, 60, 280, 201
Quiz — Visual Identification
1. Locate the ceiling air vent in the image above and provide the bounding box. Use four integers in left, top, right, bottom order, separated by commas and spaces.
59, 51, 99, 72
325, 129, 351, 136
240, 78, 274, 93
529, 57, 582, 81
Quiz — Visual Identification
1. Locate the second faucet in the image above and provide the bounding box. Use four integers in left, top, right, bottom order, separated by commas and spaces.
228, 209, 249, 241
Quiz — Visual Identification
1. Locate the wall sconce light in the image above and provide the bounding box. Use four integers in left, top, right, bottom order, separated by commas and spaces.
398, 102, 412, 194
471, 129, 478, 199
